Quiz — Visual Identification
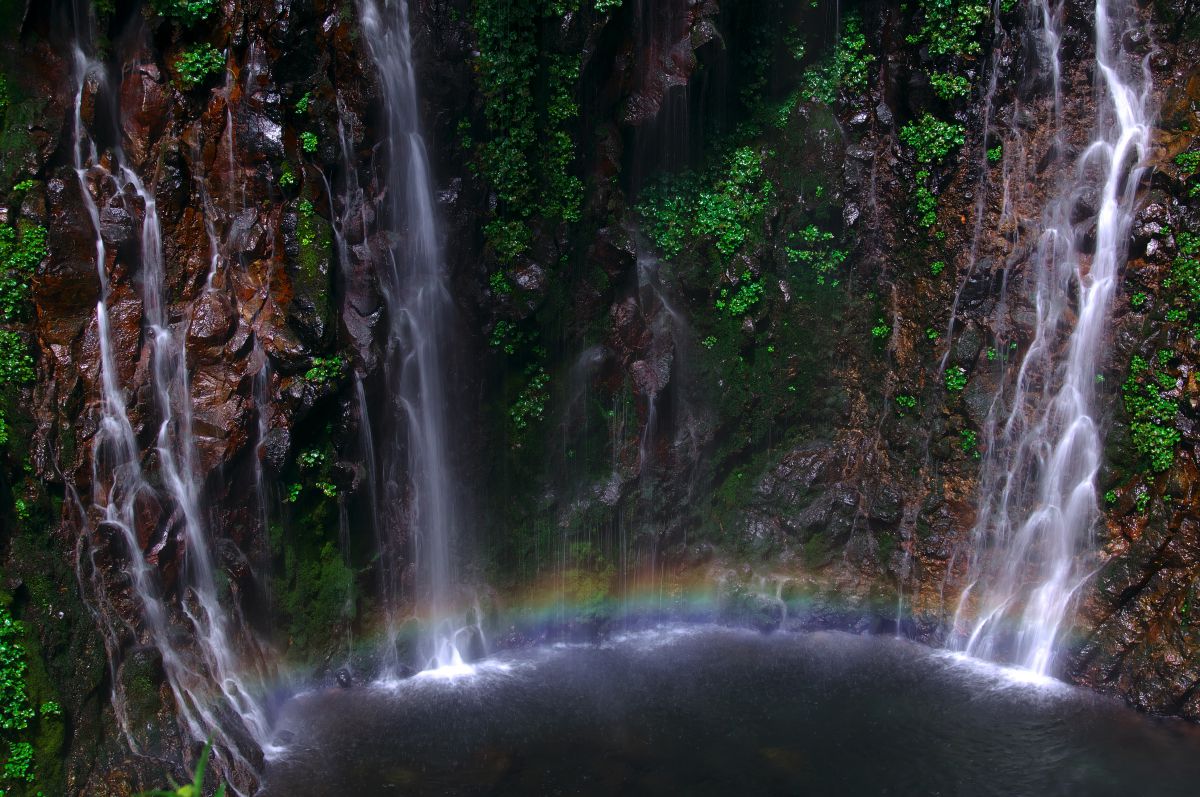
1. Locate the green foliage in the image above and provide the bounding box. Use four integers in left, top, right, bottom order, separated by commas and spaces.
510, 364, 549, 431
899, 113, 966, 163
594, 0, 622, 11
300, 132, 318, 154
787, 225, 846, 285
0, 221, 47, 321
944, 366, 967, 392
470, 1, 584, 262
871, 318, 890, 340
695, 148, 774, 256
799, 16, 874, 104
895, 394, 917, 413
295, 92, 311, 114
3, 740, 32, 782
488, 320, 521, 354
929, 260, 945, 276
1122, 355, 1181, 473
959, 428, 978, 454
483, 219, 531, 265
1104, 489, 1118, 505
135, 740, 226, 797
640, 147, 773, 261
304, 356, 343, 384
174, 44, 224, 89
1175, 150, 1200, 175
1130, 291, 1147, 308
913, 170, 938, 227
906, 0, 991, 56
987, 144, 1003, 163
715, 273, 765, 317
278, 162, 296, 188
927, 71, 970, 100
0, 609, 33, 733
0, 330, 33, 388
150, 0, 216, 25
488, 270, 514, 295
1135, 491, 1151, 514
925, 327, 940, 340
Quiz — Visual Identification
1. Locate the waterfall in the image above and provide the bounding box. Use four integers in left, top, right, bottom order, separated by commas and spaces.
68, 7, 269, 789
359, 0, 469, 672
952, 0, 1153, 675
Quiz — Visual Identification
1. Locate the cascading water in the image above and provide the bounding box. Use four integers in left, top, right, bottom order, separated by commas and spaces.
359, 0, 470, 672
952, 0, 1152, 675
68, 8, 269, 789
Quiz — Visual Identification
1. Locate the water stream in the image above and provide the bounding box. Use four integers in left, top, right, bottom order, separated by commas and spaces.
952, 0, 1153, 675
69, 8, 269, 789
359, 0, 470, 673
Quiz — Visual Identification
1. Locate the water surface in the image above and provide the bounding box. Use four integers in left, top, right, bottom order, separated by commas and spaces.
261, 628, 1200, 796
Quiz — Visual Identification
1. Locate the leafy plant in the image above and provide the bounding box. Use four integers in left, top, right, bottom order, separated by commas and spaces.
895, 394, 917, 412
715, 272, 765, 317
300, 132, 318, 154
944, 366, 967, 392
906, 0, 991, 56
927, 71, 970, 100
150, 0, 216, 25
1175, 150, 1200, 175
899, 113, 966, 163
174, 44, 225, 89
1122, 354, 1180, 472
136, 740, 226, 797
929, 260, 945, 276
799, 16, 874, 104
510, 364, 550, 432
987, 144, 1003, 163
304, 356, 343, 384
278, 162, 296, 189
786, 225, 846, 284
913, 170, 938, 228
0, 220, 47, 321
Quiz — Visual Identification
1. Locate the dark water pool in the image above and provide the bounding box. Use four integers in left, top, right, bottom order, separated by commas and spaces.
259, 627, 1200, 796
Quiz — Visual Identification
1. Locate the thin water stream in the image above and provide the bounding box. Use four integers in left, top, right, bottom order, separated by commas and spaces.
952, 0, 1153, 675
